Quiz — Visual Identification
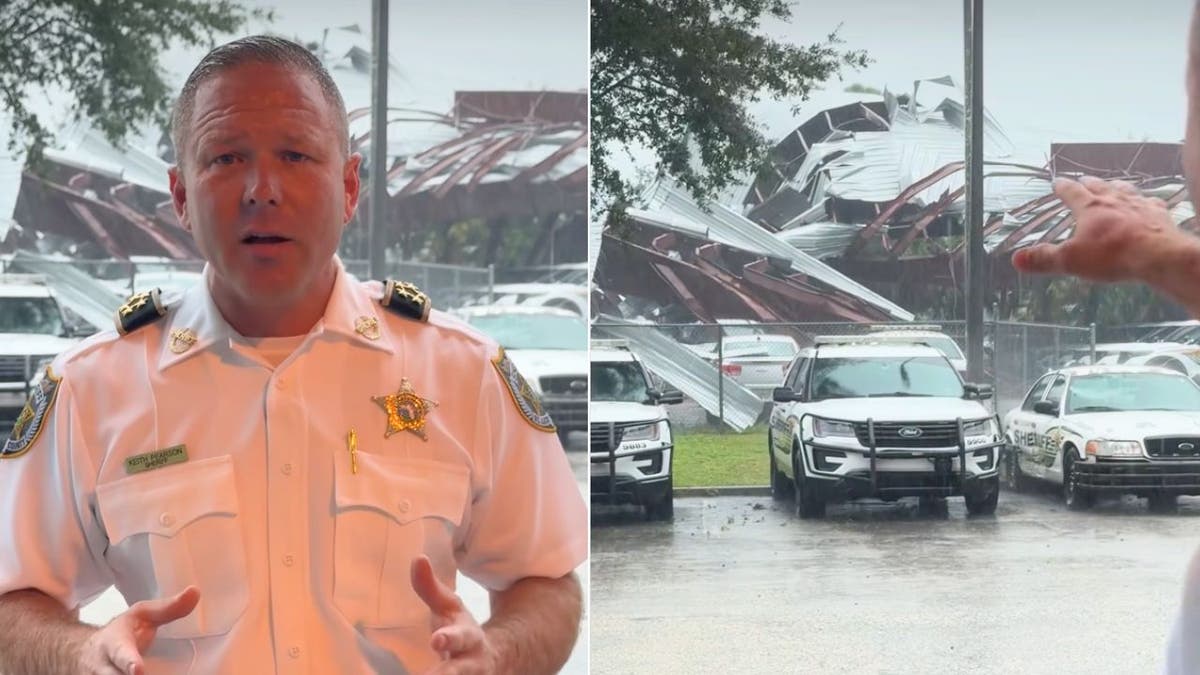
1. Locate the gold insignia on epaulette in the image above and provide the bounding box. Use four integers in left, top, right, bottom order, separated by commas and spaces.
493, 348, 556, 433
115, 288, 167, 335
380, 279, 431, 322
2, 367, 62, 459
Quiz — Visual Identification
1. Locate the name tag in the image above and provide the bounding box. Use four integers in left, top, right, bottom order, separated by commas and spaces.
125, 445, 188, 474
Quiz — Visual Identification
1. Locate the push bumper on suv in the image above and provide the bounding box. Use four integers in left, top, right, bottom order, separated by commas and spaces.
589, 421, 672, 506
802, 414, 1004, 500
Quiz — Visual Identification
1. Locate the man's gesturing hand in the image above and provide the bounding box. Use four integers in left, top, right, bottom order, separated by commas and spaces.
411, 556, 501, 675
1012, 176, 1180, 282
77, 586, 200, 675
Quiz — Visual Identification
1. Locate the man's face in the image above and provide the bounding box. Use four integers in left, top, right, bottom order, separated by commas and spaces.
168, 62, 360, 309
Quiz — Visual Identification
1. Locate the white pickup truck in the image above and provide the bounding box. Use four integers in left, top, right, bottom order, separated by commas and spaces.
0, 275, 90, 427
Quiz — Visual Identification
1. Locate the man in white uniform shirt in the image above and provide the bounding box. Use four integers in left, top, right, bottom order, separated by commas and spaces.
1012, 2, 1200, 671
0, 36, 586, 675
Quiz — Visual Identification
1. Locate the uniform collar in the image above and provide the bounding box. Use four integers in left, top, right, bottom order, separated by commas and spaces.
158, 257, 393, 372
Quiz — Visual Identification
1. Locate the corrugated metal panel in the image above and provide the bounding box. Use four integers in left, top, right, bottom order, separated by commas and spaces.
638, 179, 914, 321
11, 250, 122, 330
775, 222, 865, 260
592, 315, 762, 431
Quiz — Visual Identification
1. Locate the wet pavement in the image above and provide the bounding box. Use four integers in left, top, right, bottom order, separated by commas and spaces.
80, 433, 591, 673
591, 485, 1200, 674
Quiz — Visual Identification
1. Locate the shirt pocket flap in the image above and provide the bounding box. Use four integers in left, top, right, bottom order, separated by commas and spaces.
97, 455, 240, 544
335, 453, 469, 526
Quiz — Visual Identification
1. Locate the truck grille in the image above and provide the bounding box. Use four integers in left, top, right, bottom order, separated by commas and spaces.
1145, 437, 1200, 459
543, 397, 586, 430
0, 355, 48, 384
854, 421, 963, 448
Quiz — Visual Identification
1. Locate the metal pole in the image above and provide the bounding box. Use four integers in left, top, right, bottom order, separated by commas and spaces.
1089, 323, 1097, 364
368, 0, 390, 280
964, 0, 985, 382
717, 327, 725, 432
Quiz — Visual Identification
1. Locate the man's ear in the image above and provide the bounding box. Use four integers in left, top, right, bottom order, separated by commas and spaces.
168, 166, 191, 231
343, 153, 362, 225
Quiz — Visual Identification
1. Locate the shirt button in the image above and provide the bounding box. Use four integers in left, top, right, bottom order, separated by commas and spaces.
283, 555, 295, 567
398, 499, 411, 514
281, 463, 294, 476
276, 377, 289, 390
288, 646, 301, 659
159, 513, 175, 527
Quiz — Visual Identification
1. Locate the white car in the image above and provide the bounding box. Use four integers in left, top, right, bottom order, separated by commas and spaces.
590, 341, 683, 520
0, 275, 89, 424
767, 338, 1002, 517
454, 305, 587, 442
1001, 365, 1200, 511
1124, 348, 1200, 386
867, 328, 968, 376
718, 334, 799, 400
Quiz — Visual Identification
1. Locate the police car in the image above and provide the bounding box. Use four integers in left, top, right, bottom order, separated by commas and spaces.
1001, 365, 1200, 511
767, 337, 1002, 518
589, 340, 683, 520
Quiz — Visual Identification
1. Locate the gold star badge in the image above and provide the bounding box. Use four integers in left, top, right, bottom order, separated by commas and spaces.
372, 378, 438, 440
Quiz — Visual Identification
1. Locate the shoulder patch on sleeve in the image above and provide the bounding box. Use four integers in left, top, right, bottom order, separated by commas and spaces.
379, 279, 431, 323
115, 288, 167, 335
2, 367, 62, 459
492, 348, 556, 433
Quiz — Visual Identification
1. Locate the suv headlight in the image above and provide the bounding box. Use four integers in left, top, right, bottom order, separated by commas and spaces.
1085, 440, 1143, 457
963, 418, 998, 438
813, 418, 856, 438
621, 422, 661, 443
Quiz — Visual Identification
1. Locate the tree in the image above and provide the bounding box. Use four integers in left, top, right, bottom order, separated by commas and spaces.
0, 0, 271, 165
590, 0, 870, 210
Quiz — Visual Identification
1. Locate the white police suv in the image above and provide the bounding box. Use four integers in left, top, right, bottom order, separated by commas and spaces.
768, 337, 1002, 518
1001, 365, 1200, 512
589, 340, 683, 520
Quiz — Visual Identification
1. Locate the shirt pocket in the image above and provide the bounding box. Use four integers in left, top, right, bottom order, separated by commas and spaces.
332, 451, 470, 628
96, 455, 249, 639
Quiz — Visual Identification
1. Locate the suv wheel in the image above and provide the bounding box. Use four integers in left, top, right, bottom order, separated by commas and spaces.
1063, 449, 1093, 511
793, 448, 826, 519
645, 476, 674, 521
1000, 445, 1027, 492
769, 435, 794, 502
964, 477, 999, 516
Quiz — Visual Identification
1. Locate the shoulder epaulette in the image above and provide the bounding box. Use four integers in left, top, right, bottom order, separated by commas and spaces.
115, 288, 167, 335
380, 279, 431, 323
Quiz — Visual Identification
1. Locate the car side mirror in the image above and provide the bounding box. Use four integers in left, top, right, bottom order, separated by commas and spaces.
657, 388, 684, 405
1033, 400, 1059, 416
964, 383, 993, 400
773, 387, 800, 403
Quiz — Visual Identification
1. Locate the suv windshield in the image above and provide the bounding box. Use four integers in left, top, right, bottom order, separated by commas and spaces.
466, 313, 586, 350
1066, 373, 1200, 413
591, 361, 651, 403
810, 356, 964, 400
0, 297, 64, 336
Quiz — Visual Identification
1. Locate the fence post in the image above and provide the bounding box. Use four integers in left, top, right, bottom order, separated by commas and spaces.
487, 264, 495, 305
717, 326, 725, 433
1089, 323, 1097, 364
1054, 328, 1061, 368
1021, 325, 1028, 395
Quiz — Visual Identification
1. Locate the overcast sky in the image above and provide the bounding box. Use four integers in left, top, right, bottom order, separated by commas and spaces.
158, 0, 588, 111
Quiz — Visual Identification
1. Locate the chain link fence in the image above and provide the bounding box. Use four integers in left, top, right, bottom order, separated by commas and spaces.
592, 320, 1095, 432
